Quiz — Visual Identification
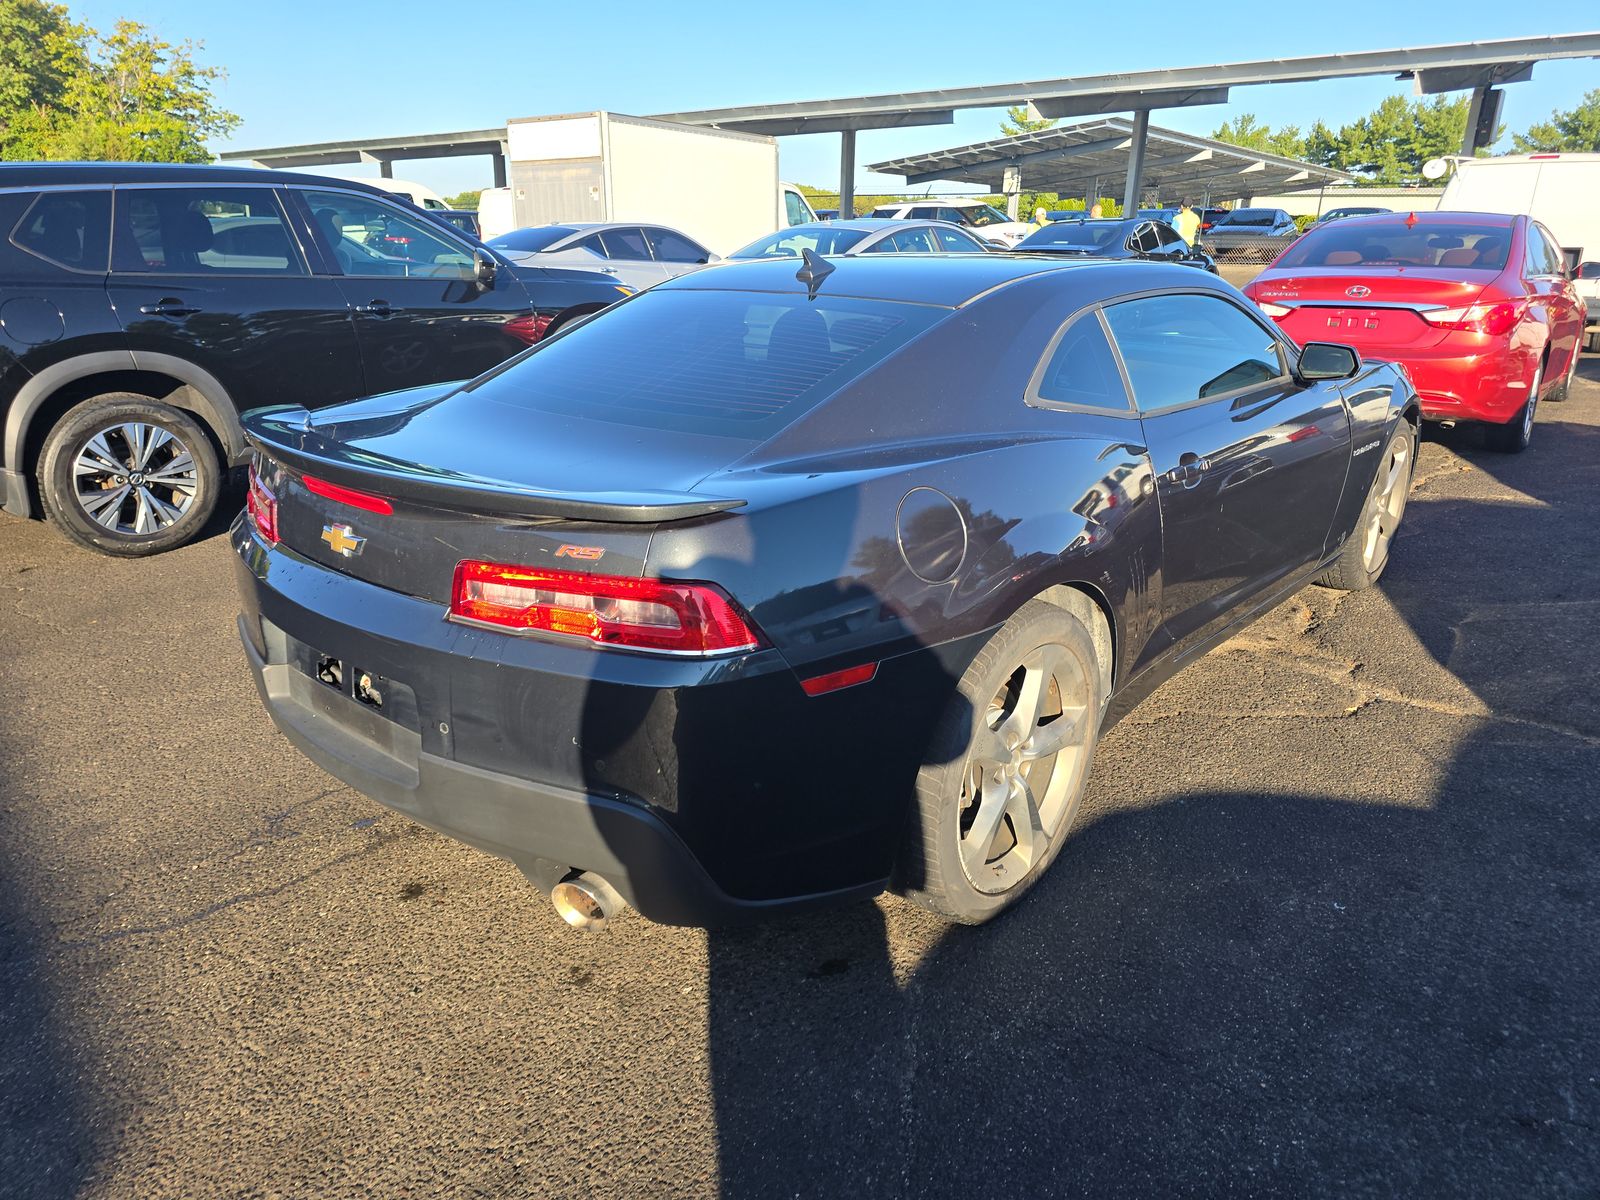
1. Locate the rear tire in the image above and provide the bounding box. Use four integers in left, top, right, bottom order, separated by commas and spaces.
1481, 359, 1541, 454
1546, 344, 1580, 402
1316, 419, 1416, 591
38, 394, 220, 557
895, 600, 1107, 925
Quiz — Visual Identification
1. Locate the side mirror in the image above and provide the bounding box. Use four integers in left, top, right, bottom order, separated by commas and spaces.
1298, 341, 1360, 382
1577, 261, 1600, 280
473, 248, 497, 287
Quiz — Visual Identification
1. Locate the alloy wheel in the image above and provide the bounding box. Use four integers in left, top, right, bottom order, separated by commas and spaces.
957, 643, 1092, 894
72, 421, 198, 535
1361, 431, 1412, 574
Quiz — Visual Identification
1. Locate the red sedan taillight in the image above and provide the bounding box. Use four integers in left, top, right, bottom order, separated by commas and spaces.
246, 462, 278, 545
449, 561, 765, 656
1420, 300, 1528, 337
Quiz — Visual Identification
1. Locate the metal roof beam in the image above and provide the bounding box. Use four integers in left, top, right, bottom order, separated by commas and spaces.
1029, 86, 1230, 119
716, 110, 954, 136
1408, 61, 1535, 94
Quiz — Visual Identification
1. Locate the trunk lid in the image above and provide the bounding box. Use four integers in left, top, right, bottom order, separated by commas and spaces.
1251, 269, 1499, 351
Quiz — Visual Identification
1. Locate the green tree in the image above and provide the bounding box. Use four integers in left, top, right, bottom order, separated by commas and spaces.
1325, 95, 1468, 183
1212, 113, 1305, 159
445, 189, 483, 210
0, 0, 82, 115
1000, 104, 1056, 137
1513, 88, 1600, 153
0, 12, 236, 162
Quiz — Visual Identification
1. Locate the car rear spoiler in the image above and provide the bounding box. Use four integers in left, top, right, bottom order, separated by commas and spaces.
242, 407, 747, 524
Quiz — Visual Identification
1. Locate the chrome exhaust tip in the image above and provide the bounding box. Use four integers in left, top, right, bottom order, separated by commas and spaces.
549, 872, 624, 931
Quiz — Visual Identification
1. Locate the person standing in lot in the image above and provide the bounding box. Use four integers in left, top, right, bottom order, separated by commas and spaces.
1173, 199, 1201, 246
1089, 202, 1104, 219
1034, 205, 1051, 230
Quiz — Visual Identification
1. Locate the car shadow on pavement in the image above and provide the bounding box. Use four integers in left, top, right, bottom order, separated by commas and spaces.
698, 405, 1600, 1197
0, 718, 99, 1196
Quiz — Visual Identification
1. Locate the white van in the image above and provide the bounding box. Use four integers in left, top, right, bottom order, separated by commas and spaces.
1439, 153, 1600, 350
373, 177, 451, 212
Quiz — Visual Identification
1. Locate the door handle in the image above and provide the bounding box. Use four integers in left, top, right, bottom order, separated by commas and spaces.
1163, 454, 1211, 488
138, 300, 200, 317
354, 300, 393, 316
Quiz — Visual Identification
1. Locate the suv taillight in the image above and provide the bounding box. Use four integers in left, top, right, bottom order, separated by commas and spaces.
449, 561, 765, 656
246, 462, 278, 545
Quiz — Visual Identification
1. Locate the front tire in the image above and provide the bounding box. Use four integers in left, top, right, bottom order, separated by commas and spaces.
1316, 419, 1416, 592
895, 600, 1107, 925
38, 394, 220, 557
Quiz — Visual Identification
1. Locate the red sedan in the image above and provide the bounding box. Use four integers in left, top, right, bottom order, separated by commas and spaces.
1242, 211, 1585, 452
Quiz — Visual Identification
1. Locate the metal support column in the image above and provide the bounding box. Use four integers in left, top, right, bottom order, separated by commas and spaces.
1121, 110, 1149, 216
378, 158, 393, 179
839, 129, 856, 219
1003, 164, 1022, 220
492, 145, 508, 189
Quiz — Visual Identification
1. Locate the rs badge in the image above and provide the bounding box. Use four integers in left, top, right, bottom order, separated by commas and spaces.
321, 523, 366, 557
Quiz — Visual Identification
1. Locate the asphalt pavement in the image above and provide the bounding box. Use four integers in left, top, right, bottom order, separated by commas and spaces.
2, 354, 1598, 1199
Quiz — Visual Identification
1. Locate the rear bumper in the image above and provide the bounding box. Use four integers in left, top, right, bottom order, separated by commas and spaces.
231, 516, 977, 925
237, 618, 877, 925
1345, 338, 1530, 424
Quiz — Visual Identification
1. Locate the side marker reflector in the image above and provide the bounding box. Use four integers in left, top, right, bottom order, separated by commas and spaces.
799, 662, 879, 697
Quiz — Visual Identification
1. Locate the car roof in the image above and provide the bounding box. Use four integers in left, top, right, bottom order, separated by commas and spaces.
788, 218, 950, 232
1325, 209, 1517, 227
0, 161, 395, 197
662, 253, 1163, 308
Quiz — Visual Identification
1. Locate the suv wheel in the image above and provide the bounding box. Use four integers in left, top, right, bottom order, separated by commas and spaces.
39, 393, 221, 556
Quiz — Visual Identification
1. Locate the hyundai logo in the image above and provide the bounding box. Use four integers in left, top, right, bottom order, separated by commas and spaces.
1345, 285, 1372, 299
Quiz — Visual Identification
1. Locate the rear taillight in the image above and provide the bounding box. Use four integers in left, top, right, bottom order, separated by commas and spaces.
303, 474, 393, 515
505, 312, 554, 345
449, 561, 765, 656
246, 462, 278, 545
1420, 300, 1527, 337
1255, 300, 1292, 318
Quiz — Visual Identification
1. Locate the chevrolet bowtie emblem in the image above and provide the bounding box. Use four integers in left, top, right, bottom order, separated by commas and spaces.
321, 523, 366, 557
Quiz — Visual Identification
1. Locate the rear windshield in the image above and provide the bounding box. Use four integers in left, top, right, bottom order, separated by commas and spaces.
1020, 221, 1128, 249
732, 226, 869, 258
487, 226, 577, 252
1275, 220, 1513, 272
1218, 209, 1279, 226
465, 288, 945, 439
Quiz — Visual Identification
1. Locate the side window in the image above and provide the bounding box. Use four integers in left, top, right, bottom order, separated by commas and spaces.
567, 234, 608, 260
908, 206, 940, 220
933, 226, 981, 252
299, 189, 473, 280
1525, 226, 1560, 276
863, 227, 936, 254
12, 190, 112, 272
1152, 223, 1184, 248
646, 228, 709, 264
1033, 311, 1132, 412
1103, 293, 1286, 411
784, 191, 811, 226
599, 227, 651, 260
1129, 223, 1161, 253
112, 188, 303, 275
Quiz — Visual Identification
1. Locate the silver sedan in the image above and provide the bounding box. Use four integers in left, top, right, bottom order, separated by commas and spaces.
485, 223, 717, 291
728, 219, 992, 260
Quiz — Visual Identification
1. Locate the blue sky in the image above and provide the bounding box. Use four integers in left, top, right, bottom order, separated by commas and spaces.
70, 1, 1598, 198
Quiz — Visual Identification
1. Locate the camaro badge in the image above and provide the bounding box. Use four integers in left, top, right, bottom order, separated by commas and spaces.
321, 523, 366, 557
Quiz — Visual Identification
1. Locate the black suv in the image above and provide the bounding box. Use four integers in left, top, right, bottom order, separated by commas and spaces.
0, 163, 630, 556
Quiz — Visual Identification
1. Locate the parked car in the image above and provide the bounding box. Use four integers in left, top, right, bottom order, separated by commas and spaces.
432, 210, 480, 239
1243, 210, 1584, 452
486, 223, 717, 291
870, 199, 1034, 248
1317, 205, 1391, 223
234, 253, 1417, 929
728, 219, 991, 259
1014, 217, 1218, 271
0, 163, 632, 556
1135, 207, 1179, 224
1211, 207, 1298, 235
1441, 152, 1600, 351
372, 178, 451, 211
1197, 206, 1231, 232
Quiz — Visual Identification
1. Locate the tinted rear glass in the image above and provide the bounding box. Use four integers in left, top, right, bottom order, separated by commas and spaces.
1218, 209, 1277, 226
731, 226, 869, 258
1020, 221, 1129, 248
1276, 220, 1513, 271
466, 289, 944, 439
488, 226, 578, 252
12, 190, 112, 271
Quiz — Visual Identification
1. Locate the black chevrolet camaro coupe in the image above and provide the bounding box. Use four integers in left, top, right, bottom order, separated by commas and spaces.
233, 254, 1419, 928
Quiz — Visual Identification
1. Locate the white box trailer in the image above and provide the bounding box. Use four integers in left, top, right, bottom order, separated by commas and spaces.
500, 111, 813, 257
1440, 153, 1600, 349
